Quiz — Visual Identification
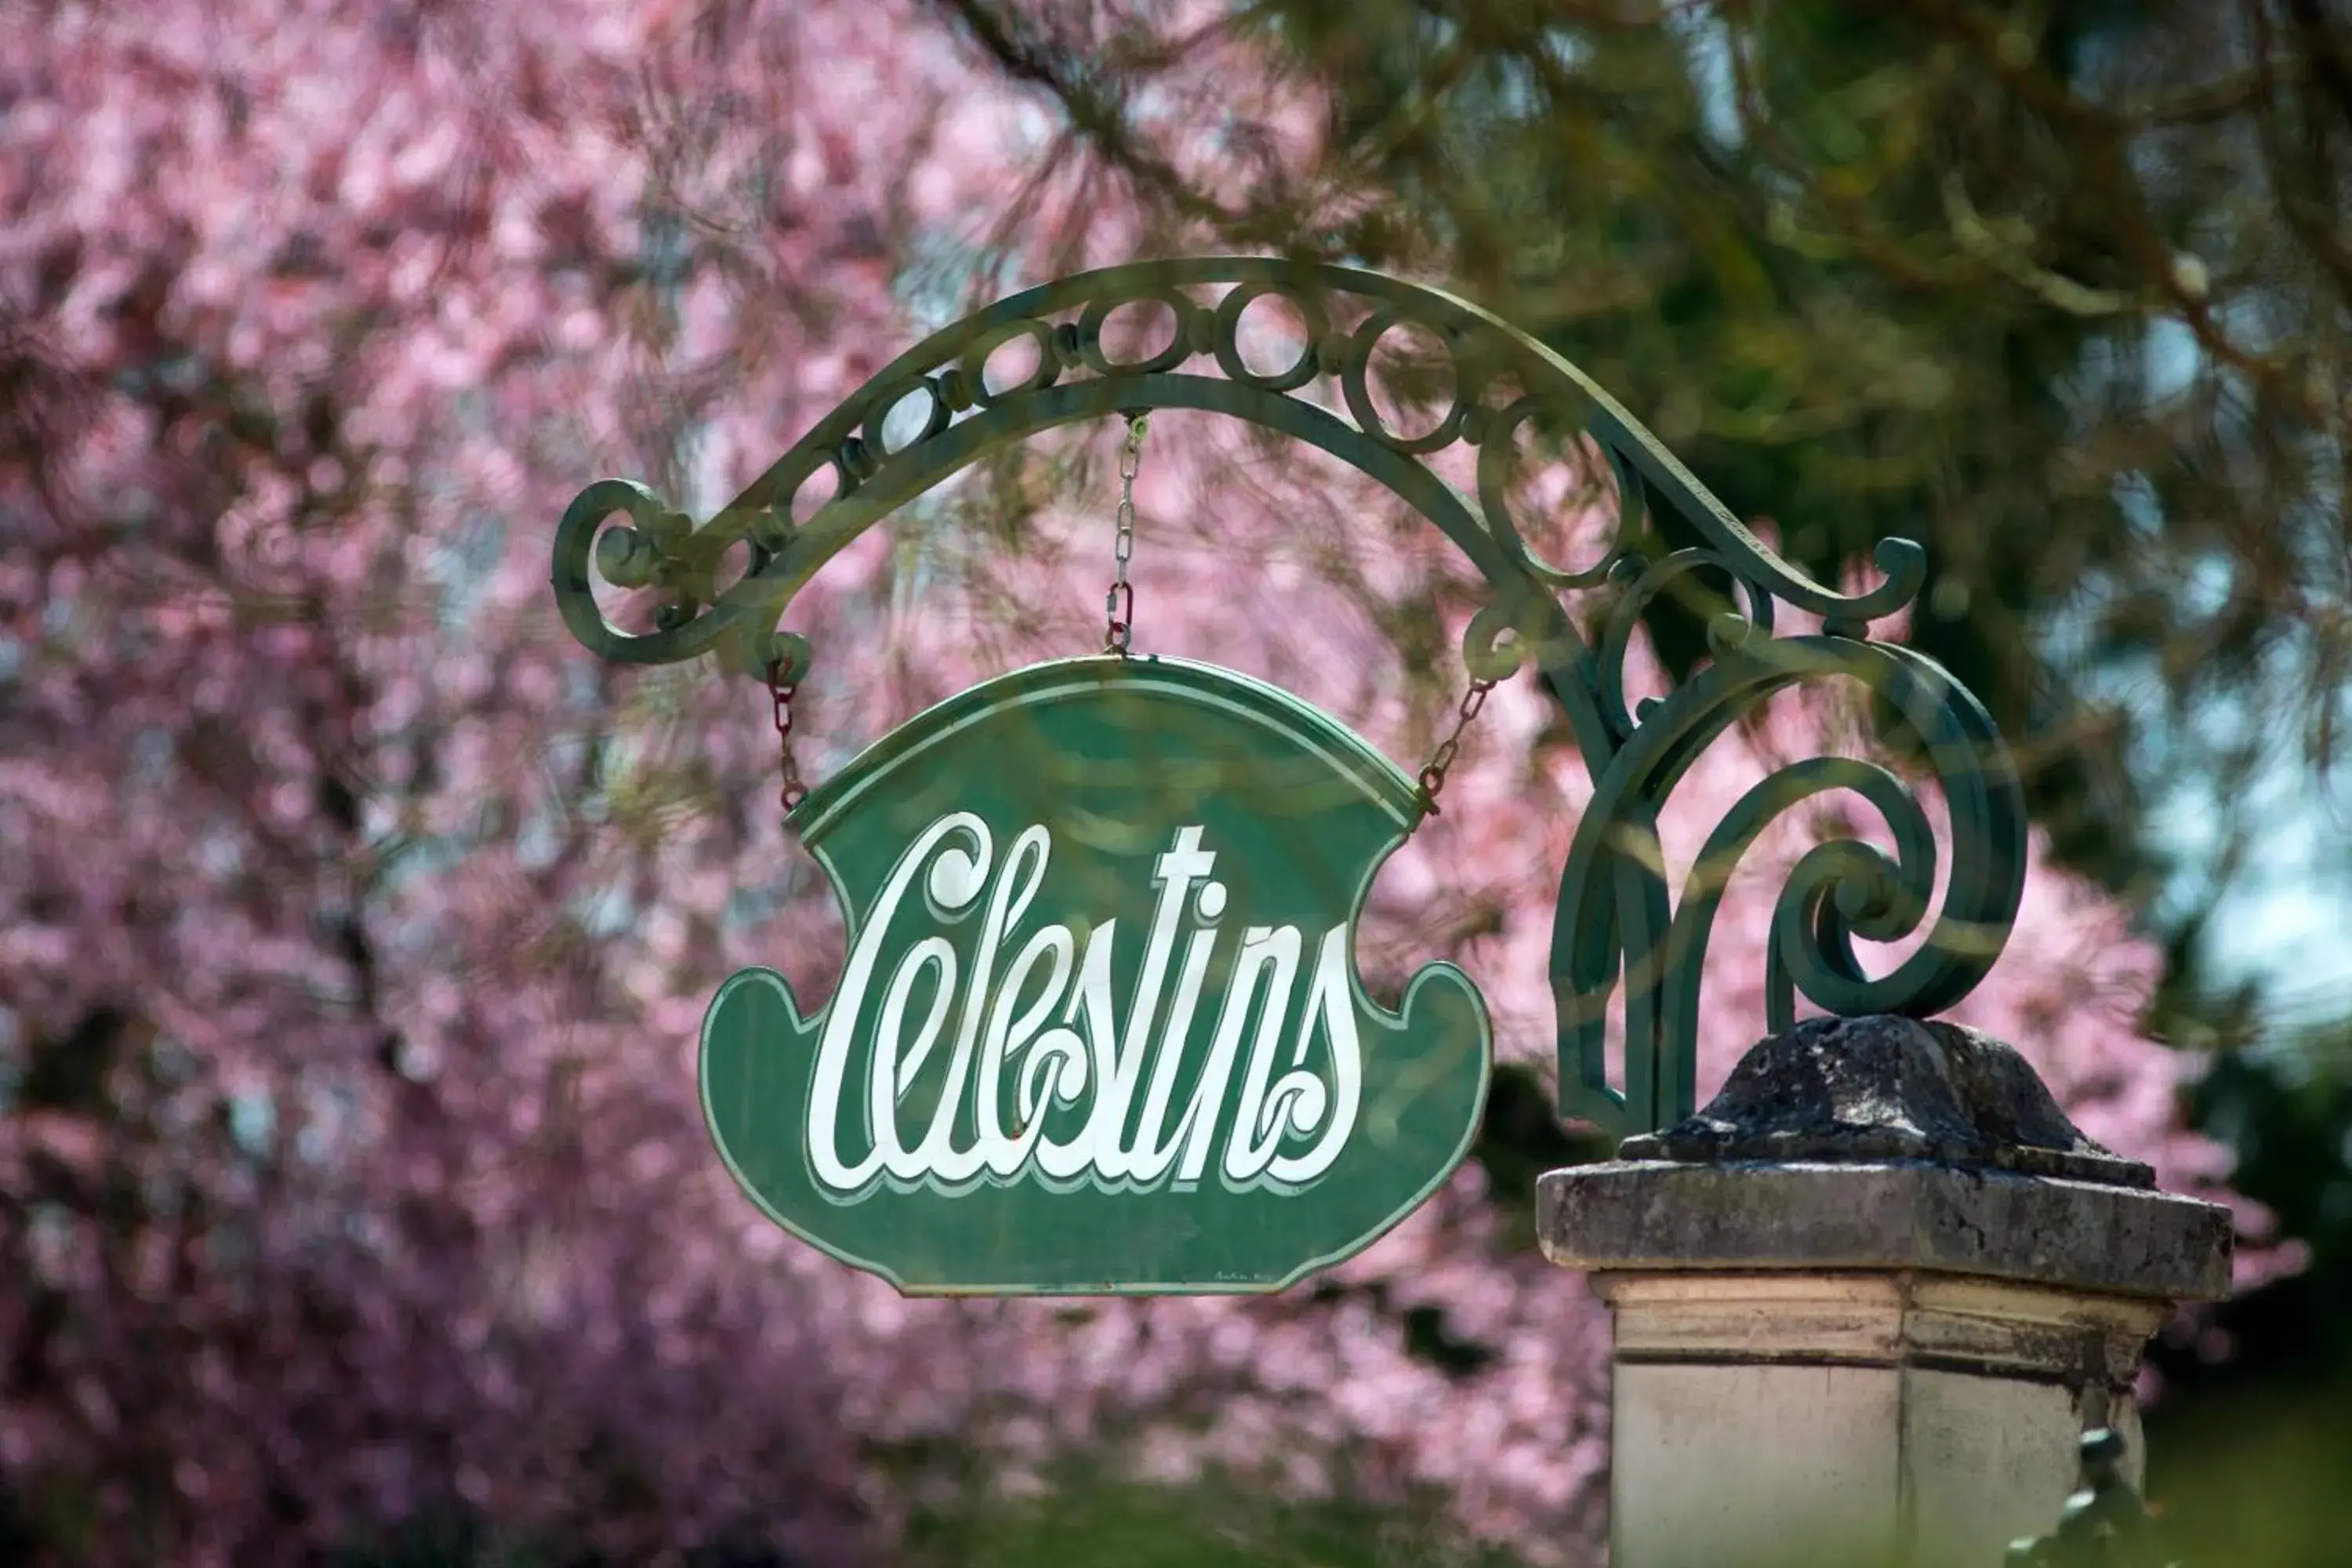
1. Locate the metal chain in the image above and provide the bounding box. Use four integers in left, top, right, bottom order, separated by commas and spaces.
1414, 675, 1499, 822
760, 632, 815, 826
766, 670, 808, 817
1103, 412, 1149, 655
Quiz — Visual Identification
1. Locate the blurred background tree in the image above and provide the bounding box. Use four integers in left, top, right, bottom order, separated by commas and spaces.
929, 0, 2352, 1554
3, 0, 2348, 1563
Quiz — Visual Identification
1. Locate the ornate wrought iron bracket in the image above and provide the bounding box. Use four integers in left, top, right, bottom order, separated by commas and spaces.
549, 256, 2027, 1138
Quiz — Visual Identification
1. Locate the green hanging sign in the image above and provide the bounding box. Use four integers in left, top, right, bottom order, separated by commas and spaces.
701, 655, 1493, 1295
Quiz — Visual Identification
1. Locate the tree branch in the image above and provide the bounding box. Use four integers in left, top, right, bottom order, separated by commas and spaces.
921, 0, 1244, 228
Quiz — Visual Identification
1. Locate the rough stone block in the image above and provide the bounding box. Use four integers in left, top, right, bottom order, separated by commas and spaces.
1544, 1014, 2234, 1568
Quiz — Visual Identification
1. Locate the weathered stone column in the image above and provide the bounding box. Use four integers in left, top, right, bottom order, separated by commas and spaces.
1540, 1016, 2231, 1568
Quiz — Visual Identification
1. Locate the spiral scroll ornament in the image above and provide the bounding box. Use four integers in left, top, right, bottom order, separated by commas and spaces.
550, 256, 2027, 1139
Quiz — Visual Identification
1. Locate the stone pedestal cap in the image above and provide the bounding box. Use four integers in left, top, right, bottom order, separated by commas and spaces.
1539, 1015, 2233, 1301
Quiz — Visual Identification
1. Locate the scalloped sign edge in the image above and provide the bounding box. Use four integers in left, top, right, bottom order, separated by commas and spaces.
697, 654, 1495, 1296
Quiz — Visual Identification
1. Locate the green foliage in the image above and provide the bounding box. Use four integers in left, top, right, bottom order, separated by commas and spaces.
905, 1467, 1530, 1568
1469, 1062, 1611, 1250
2145, 1032, 2352, 1567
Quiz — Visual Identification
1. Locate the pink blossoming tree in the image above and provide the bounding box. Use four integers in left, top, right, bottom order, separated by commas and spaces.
0, 3, 2277, 1564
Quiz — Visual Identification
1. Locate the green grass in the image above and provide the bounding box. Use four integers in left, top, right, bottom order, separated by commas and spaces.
905, 1467, 1530, 1568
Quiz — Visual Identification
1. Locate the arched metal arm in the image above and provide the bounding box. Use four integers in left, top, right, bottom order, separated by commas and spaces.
549, 256, 2024, 1138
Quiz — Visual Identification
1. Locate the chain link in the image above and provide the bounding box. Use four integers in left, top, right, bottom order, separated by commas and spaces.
1104, 412, 1149, 655
767, 672, 807, 818
1415, 676, 1498, 821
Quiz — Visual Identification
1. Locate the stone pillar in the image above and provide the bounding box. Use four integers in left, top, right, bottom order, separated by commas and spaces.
1540, 1016, 2231, 1568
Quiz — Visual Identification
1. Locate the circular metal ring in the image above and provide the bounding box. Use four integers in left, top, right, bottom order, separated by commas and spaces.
860, 376, 953, 459
1476, 396, 1624, 590
1077, 288, 1198, 377
957, 318, 1061, 408
1211, 281, 1327, 393
1339, 311, 1468, 456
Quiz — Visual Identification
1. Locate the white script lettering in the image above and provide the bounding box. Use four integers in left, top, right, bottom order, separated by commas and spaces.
804, 818, 1364, 1196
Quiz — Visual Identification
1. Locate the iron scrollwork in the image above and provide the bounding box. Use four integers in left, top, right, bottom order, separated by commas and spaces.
549, 256, 2028, 1139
